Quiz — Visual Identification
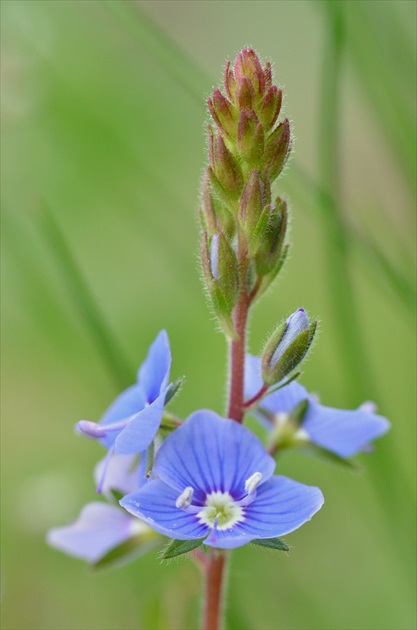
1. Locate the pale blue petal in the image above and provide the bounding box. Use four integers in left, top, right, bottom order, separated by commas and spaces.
99, 385, 146, 448
154, 411, 276, 502
244, 354, 263, 400
114, 392, 166, 455
261, 380, 310, 416
94, 454, 140, 498
303, 402, 390, 457
138, 330, 171, 404
120, 480, 209, 540
205, 476, 324, 549
47, 503, 136, 563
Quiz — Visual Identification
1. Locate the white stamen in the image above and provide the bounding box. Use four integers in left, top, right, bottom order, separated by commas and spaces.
244, 472, 263, 495
175, 486, 194, 509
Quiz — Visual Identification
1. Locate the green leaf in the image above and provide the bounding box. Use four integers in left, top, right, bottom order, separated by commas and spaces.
304, 444, 360, 471
160, 537, 206, 560
164, 377, 185, 405
92, 535, 159, 570
251, 537, 289, 551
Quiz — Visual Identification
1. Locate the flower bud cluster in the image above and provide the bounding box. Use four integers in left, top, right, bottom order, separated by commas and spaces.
200, 49, 292, 332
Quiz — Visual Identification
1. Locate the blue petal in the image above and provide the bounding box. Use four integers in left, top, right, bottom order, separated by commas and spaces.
114, 391, 166, 455
154, 410, 276, 502
271, 308, 309, 367
138, 330, 171, 404
120, 480, 209, 540
244, 354, 263, 401
47, 503, 138, 563
303, 402, 390, 457
261, 380, 310, 415
99, 384, 146, 448
205, 476, 324, 549
94, 454, 140, 498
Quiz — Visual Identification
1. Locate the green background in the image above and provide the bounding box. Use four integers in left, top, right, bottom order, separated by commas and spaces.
1, 1, 415, 628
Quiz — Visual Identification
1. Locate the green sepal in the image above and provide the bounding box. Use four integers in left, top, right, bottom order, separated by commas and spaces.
289, 398, 309, 426
160, 537, 206, 560
263, 371, 301, 398
248, 204, 271, 257
91, 534, 160, 570
258, 244, 289, 296
303, 444, 360, 471
251, 537, 289, 551
165, 377, 185, 406
109, 488, 125, 503
263, 328, 310, 387
145, 441, 155, 478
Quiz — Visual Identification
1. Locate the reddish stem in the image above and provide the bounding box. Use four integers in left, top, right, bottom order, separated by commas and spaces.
203, 551, 227, 630
227, 294, 248, 422
243, 383, 268, 409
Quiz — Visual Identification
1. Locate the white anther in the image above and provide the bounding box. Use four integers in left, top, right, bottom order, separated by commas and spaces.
244, 472, 263, 495
175, 486, 194, 509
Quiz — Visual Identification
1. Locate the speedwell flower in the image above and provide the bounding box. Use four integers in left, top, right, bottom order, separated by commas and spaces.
76, 330, 171, 489
47, 455, 158, 564
120, 410, 324, 549
245, 355, 390, 457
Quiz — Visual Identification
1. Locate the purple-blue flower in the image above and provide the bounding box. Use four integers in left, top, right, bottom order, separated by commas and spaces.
76, 330, 171, 489
47, 455, 157, 564
245, 355, 390, 458
120, 410, 324, 549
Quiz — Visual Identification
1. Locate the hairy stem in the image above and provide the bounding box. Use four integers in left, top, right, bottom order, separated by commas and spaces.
203, 551, 227, 630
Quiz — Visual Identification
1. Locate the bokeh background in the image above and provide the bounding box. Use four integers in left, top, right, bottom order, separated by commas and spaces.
1, 1, 416, 629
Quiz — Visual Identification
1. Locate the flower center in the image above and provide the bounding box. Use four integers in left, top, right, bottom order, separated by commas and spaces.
197, 491, 244, 531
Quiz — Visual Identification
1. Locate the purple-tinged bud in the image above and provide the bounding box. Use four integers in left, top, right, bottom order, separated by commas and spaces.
239, 170, 263, 233
261, 309, 317, 386
200, 170, 218, 235
236, 76, 255, 111
234, 48, 265, 97
224, 60, 237, 101
264, 61, 272, 91
237, 110, 265, 163
208, 89, 236, 138
259, 86, 283, 130
213, 134, 243, 198
263, 118, 291, 181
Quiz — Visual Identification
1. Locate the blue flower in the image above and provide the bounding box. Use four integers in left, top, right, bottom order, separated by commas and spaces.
245, 355, 390, 458
47, 455, 157, 564
120, 411, 324, 549
76, 331, 171, 489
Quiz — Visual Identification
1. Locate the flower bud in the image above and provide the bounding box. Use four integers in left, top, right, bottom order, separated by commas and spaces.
237, 110, 265, 163
212, 134, 243, 198
261, 309, 317, 386
259, 86, 282, 130
254, 197, 288, 276
239, 170, 263, 233
263, 118, 291, 181
208, 89, 236, 138
234, 48, 266, 98
201, 231, 239, 338
236, 76, 255, 111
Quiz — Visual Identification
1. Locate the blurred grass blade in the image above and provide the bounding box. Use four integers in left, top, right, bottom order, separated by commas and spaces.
335, 1, 416, 188
39, 205, 133, 389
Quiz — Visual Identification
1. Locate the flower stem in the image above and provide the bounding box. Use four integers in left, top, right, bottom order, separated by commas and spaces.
203, 550, 227, 630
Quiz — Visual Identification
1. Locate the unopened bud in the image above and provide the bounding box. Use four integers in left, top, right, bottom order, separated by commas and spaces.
208, 89, 236, 138
224, 60, 237, 101
255, 197, 288, 276
239, 170, 263, 233
259, 86, 282, 130
237, 110, 265, 163
262, 309, 317, 385
213, 135, 243, 198
263, 118, 291, 181
234, 48, 265, 97
236, 76, 255, 111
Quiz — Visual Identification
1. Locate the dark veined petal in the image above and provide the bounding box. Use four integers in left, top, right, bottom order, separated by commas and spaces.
46, 503, 143, 563
137, 330, 171, 404
120, 480, 209, 540
303, 402, 390, 458
204, 476, 324, 549
114, 392, 166, 455
154, 410, 276, 501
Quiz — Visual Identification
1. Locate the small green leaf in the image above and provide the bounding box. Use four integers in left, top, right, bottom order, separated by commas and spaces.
252, 537, 289, 551
109, 488, 125, 503
161, 537, 206, 560
290, 399, 309, 426
165, 377, 185, 405
304, 444, 360, 470
92, 535, 159, 570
